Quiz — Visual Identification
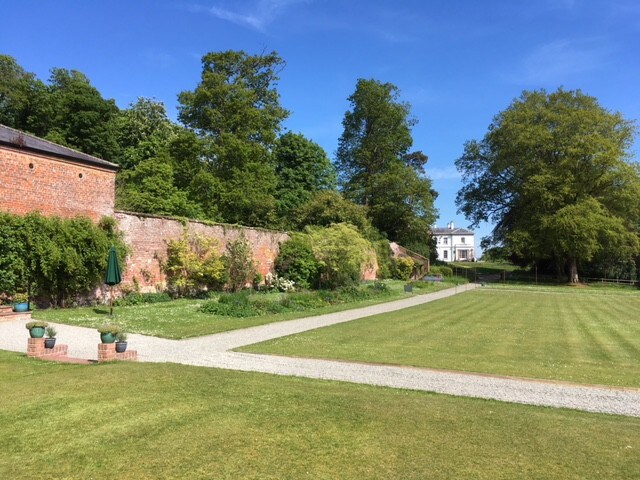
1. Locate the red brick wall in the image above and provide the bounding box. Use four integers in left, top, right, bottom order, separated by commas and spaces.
0, 145, 115, 222
115, 211, 291, 291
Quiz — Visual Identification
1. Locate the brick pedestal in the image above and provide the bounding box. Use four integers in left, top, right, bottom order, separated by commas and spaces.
27, 338, 68, 358
97, 343, 138, 362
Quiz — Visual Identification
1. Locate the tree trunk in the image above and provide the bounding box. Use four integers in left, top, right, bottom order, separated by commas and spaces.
567, 257, 579, 283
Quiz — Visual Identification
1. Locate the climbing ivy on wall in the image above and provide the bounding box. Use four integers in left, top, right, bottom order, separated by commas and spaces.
0, 212, 127, 306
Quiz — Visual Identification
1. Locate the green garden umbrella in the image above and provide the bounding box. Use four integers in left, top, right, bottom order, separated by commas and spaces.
105, 246, 122, 315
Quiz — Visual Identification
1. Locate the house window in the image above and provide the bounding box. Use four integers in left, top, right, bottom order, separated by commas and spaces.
443, 251, 448, 260
460, 250, 468, 260
461, 237, 465, 244
443, 237, 448, 245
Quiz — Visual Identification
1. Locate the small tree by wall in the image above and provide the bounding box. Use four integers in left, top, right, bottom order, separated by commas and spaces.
226, 234, 257, 292
307, 223, 375, 289
165, 233, 227, 297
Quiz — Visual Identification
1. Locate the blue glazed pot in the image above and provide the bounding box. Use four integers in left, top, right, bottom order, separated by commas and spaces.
29, 326, 45, 338
100, 332, 117, 344
13, 302, 29, 313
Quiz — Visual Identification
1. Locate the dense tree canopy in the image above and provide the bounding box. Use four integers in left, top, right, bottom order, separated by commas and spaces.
177, 51, 289, 226
336, 79, 437, 256
456, 88, 640, 282
273, 132, 337, 228
0, 54, 445, 260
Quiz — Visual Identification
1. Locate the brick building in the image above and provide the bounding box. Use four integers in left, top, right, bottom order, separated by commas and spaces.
0, 124, 118, 221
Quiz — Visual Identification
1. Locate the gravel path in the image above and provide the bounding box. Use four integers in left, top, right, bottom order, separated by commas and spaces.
2, 282, 639, 418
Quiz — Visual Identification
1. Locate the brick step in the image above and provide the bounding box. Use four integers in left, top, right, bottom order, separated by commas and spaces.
98, 343, 138, 362
0, 310, 32, 321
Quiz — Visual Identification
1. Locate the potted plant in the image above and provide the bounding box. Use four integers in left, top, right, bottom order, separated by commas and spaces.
13, 293, 29, 312
44, 326, 57, 348
115, 331, 128, 353
25, 320, 49, 338
97, 324, 121, 344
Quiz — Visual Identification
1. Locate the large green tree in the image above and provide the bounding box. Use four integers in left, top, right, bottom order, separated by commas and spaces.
0, 55, 49, 135
113, 97, 178, 169
456, 88, 640, 282
273, 132, 337, 228
45, 68, 121, 161
177, 51, 289, 227
336, 79, 437, 254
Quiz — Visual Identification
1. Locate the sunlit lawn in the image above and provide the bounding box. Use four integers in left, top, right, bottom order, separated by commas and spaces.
1, 350, 638, 479
242, 288, 640, 387
33, 280, 454, 339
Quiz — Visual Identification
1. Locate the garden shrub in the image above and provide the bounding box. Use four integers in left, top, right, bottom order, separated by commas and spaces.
373, 240, 393, 279
275, 233, 320, 289
307, 223, 375, 289
165, 233, 227, 297
200, 292, 261, 317
226, 234, 257, 293
0, 212, 127, 306
392, 257, 415, 280
430, 266, 453, 277
115, 292, 172, 306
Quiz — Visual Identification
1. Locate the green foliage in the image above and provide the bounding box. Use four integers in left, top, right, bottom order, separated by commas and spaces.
456, 88, 640, 282
373, 240, 393, 279
200, 282, 393, 318
225, 234, 257, 293
97, 324, 122, 335
0, 54, 49, 135
114, 292, 172, 306
200, 292, 260, 317
25, 321, 48, 330
429, 266, 453, 277
116, 154, 204, 218
295, 191, 373, 234
307, 223, 375, 289
45, 68, 121, 160
177, 50, 289, 227
275, 233, 320, 289
0, 212, 126, 306
115, 331, 128, 343
165, 233, 227, 297
0, 213, 27, 295
273, 132, 337, 227
391, 257, 415, 280
45, 326, 57, 338
336, 78, 437, 256
113, 97, 177, 169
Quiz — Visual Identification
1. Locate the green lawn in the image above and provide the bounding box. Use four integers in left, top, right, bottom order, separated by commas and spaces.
1, 351, 638, 479
33, 281, 454, 339
242, 288, 640, 387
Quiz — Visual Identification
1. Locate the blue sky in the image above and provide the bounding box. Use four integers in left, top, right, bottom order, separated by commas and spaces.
3, 0, 639, 250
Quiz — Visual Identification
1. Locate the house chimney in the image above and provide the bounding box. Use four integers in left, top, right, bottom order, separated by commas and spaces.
448, 221, 454, 230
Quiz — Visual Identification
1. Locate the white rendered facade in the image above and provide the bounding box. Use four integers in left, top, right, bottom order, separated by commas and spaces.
432, 222, 475, 262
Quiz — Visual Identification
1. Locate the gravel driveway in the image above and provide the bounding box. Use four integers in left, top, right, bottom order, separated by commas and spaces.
2, 282, 639, 418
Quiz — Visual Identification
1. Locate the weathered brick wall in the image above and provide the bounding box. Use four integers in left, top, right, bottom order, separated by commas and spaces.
0, 145, 115, 222
115, 211, 291, 291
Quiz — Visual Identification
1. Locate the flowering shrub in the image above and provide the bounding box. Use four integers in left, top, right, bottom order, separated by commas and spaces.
265, 273, 296, 292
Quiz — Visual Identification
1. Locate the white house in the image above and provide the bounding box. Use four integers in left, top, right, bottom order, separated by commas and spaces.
432, 222, 475, 262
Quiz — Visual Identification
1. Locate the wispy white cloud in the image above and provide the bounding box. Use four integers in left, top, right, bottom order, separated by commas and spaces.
189, 0, 311, 32
509, 37, 612, 85
427, 166, 461, 181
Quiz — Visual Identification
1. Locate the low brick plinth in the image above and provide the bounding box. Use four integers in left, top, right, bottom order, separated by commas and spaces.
0, 310, 32, 322
97, 343, 138, 362
27, 338, 68, 358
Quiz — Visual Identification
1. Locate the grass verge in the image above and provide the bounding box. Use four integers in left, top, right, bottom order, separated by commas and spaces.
242, 288, 640, 387
33, 280, 456, 339
0, 350, 638, 479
